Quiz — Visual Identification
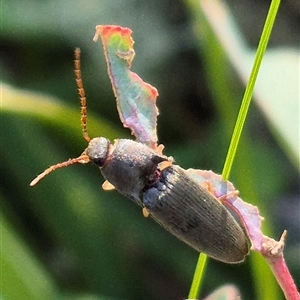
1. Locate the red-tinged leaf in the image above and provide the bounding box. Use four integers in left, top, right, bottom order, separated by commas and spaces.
185, 169, 264, 252
93, 25, 159, 149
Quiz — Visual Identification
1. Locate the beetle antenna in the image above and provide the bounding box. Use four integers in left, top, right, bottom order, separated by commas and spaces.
74, 48, 90, 143
30, 154, 90, 186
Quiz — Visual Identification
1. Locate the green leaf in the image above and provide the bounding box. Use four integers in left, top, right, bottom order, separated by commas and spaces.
0, 204, 57, 300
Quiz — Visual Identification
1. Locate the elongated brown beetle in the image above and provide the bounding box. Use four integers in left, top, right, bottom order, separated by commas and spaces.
30, 26, 250, 264
87, 138, 250, 262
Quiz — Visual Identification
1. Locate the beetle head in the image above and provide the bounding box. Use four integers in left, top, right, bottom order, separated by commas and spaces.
85, 137, 110, 167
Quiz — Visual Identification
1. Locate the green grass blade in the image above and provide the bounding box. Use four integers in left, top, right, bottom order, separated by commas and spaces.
187, 0, 281, 298
222, 0, 282, 181
187, 254, 208, 299
0, 207, 58, 300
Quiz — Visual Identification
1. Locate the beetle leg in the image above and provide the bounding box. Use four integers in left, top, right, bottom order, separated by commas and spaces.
200, 181, 215, 195
142, 207, 150, 217
217, 190, 240, 202
102, 180, 115, 191
158, 160, 173, 170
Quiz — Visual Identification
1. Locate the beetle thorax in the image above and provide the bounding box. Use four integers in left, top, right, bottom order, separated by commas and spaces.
98, 139, 168, 204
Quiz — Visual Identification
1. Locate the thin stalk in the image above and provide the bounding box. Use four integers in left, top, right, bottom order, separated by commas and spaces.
221, 0, 281, 181
188, 0, 281, 298
188, 254, 208, 299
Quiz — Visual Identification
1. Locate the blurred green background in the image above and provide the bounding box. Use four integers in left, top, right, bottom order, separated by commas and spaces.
1, 0, 299, 300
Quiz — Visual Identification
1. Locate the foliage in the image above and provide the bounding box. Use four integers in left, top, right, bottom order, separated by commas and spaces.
1, 1, 299, 299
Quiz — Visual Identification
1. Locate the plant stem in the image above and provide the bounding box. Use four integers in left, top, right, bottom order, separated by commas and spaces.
221, 0, 281, 181
187, 0, 282, 298
188, 253, 208, 299
266, 257, 300, 300
262, 232, 300, 300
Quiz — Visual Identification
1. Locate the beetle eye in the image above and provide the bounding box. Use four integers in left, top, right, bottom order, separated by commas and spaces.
86, 137, 110, 167
92, 156, 106, 167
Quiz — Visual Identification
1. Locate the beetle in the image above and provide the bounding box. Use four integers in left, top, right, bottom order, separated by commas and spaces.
30, 25, 250, 264
85, 137, 249, 263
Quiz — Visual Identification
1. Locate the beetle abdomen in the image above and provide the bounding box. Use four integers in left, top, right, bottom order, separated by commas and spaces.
143, 165, 250, 263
